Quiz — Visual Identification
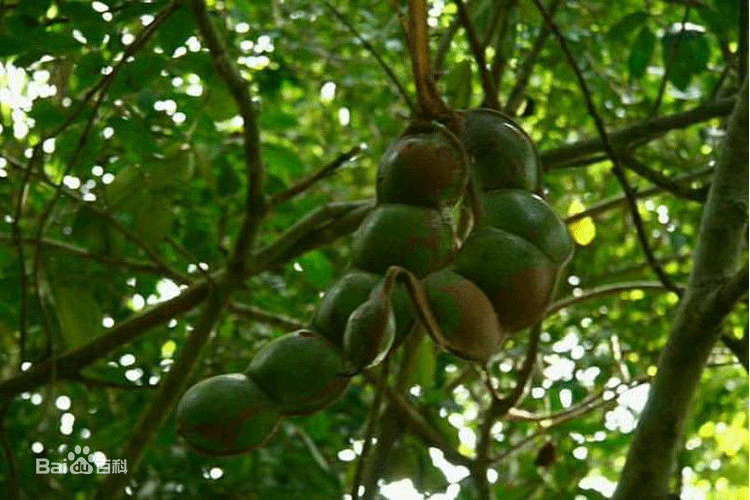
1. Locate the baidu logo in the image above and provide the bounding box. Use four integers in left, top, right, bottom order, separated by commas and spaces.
35, 445, 127, 475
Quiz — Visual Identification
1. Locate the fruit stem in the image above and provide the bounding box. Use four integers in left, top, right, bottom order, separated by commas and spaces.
407, 0, 451, 120
382, 266, 453, 352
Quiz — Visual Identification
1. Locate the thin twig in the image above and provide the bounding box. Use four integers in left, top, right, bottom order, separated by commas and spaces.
228, 302, 305, 331
563, 166, 713, 223
617, 154, 708, 202
351, 357, 391, 500
453, 0, 498, 109
324, 2, 415, 111
546, 281, 672, 316
504, 0, 563, 115
531, 0, 683, 296
268, 145, 363, 208
191, 0, 266, 276
473, 322, 542, 500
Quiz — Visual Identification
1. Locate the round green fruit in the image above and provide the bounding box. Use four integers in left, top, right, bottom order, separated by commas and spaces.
377, 122, 468, 208
423, 269, 505, 363
176, 373, 280, 456
313, 270, 415, 348
351, 205, 454, 278
343, 290, 396, 372
246, 330, 350, 416
453, 226, 558, 332
459, 108, 540, 192
479, 189, 573, 266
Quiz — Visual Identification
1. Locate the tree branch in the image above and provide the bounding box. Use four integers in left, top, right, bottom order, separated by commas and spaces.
453, 0, 498, 109
0, 275, 213, 399
546, 281, 672, 316
563, 166, 713, 224
540, 98, 736, 170
532, 0, 682, 296
324, 3, 415, 111
613, 79, 748, 500
191, 0, 266, 276
504, 0, 562, 115
93, 282, 230, 500
268, 145, 363, 208
227, 302, 306, 331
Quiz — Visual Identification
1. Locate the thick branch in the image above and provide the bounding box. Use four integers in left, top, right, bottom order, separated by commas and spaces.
613, 80, 748, 500
540, 98, 736, 170
0, 276, 213, 399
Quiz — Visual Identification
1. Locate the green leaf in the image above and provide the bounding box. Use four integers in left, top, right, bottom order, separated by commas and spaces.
264, 143, 305, 183
109, 53, 166, 97
444, 60, 473, 109
406, 334, 437, 390
135, 195, 173, 246
628, 27, 656, 79
661, 29, 710, 91
72, 51, 106, 90
49, 282, 102, 350
607, 11, 650, 43
299, 250, 333, 290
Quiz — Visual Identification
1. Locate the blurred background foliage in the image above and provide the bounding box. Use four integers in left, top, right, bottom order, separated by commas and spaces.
0, 0, 746, 499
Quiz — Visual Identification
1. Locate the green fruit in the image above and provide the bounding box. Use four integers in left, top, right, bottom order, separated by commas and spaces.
313, 270, 415, 348
479, 189, 573, 266
459, 108, 540, 192
423, 269, 505, 363
351, 205, 454, 278
176, 373, 280, 456
453, 226, 558, 332
343, 286, 396, 372
246, 330, 350, 416
377, 122, 469, 208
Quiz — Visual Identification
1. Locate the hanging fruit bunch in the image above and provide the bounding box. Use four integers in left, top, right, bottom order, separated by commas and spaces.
174, 108, 573, 456
175, 1, 572, 457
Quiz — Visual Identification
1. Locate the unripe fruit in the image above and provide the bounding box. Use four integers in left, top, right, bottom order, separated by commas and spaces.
453, 226, 557, 332
351, 205, 454, 278
423, 269, 505, 363
377, 122, 469, 208
246, 330, 349, 416
479, 189, 573, 266
313, 270, 415, 348
459, 108, 540, 192
176, 373, 280, 456
343, 288, 396, 372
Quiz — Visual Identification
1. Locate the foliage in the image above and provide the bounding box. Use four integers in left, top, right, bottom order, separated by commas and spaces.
0, 0, 746, 499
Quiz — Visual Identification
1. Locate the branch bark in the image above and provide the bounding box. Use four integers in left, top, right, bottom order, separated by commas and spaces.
540, 98, 736, 170
613, 79, 748, 500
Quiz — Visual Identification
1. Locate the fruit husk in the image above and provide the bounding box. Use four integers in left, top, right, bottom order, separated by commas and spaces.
423, 269, 505, 363
479, 189, 573, 266
245, 330, 350, 416
313, 270, 415, 348
459, 108, 540, 192
377, 121, 469, 208
176, 373, 280, 456
342, 282, 396, 372
453, 226, 557, 332
351, 204, 454, 278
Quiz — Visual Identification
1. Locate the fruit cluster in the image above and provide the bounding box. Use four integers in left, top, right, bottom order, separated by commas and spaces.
176, 109, 573, 456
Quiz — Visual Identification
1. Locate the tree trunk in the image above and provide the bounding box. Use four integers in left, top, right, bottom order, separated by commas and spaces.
613, 80, 748, 500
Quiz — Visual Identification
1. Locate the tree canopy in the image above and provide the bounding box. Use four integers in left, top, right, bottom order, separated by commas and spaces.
0, 1, 747, 499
